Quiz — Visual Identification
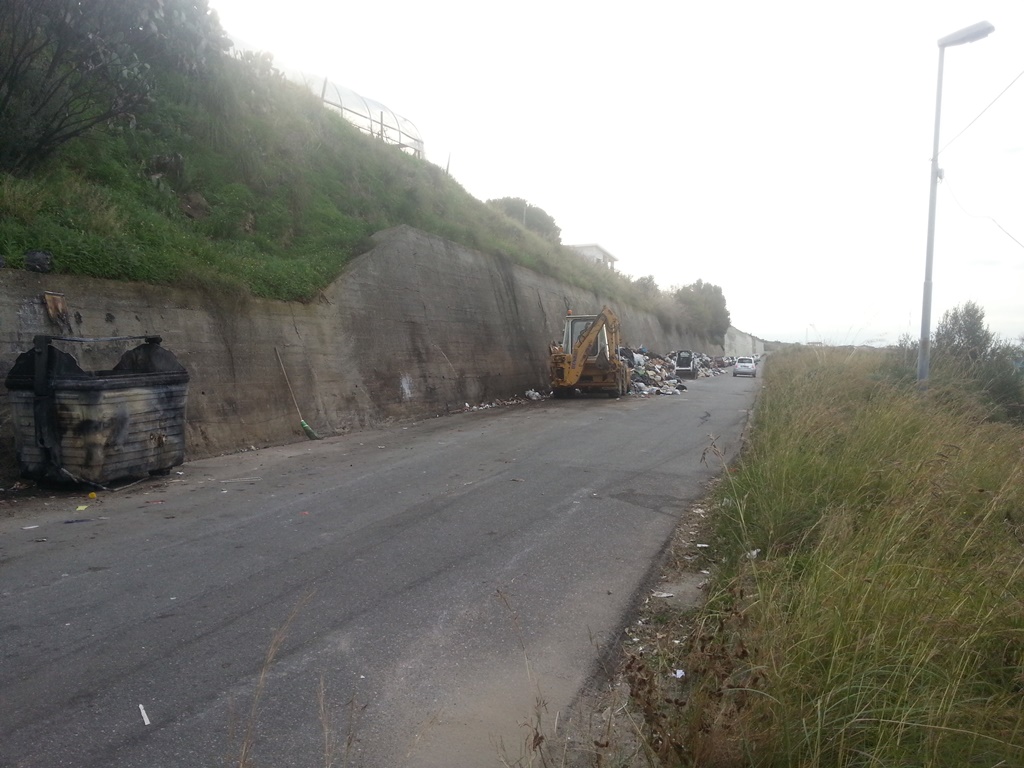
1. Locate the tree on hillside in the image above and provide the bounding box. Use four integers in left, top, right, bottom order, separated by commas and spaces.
632, 275, 660, 299
673, 279, 731, 339
0, 0, 228, 174
125, 0, 229, 75
487, 197, 561, 244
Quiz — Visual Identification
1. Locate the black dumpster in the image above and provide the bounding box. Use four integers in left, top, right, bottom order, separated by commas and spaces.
4, 335, 189, 485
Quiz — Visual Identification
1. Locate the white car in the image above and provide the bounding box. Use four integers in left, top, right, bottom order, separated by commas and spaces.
733, 357, 756, 377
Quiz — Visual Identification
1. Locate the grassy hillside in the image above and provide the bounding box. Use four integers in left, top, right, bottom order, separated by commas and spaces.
0, 57, 553, 292
0, 43, 711, 339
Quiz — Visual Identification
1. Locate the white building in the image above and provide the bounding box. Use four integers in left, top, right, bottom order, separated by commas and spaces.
568, 244, 618, 271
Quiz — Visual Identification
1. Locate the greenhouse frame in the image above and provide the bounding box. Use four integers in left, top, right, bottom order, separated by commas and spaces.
315, 78, 423, 158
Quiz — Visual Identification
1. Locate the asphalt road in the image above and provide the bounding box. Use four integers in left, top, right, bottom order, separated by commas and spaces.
0, 372, 760, 767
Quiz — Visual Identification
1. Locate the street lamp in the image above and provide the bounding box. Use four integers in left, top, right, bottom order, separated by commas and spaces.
917, 20, 994, 386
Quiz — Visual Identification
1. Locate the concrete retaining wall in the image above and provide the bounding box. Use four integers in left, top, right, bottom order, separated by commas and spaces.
724, 327, 766, 357
0, 225, 721, 481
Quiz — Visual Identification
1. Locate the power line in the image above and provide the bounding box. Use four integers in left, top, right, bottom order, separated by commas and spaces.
943, 179, 1024, 251
939, 65, 1024, 155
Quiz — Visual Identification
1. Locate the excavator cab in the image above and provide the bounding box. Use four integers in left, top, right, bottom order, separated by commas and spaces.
549, 307, 629, 398
563, 316, 609, 363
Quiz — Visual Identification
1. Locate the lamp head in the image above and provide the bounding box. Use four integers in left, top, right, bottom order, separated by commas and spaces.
938, 21, 995, 48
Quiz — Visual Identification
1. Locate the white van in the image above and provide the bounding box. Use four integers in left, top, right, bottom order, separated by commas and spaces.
675, 350, 697, 379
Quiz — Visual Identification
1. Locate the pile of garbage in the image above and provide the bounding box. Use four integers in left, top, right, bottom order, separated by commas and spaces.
459, 346, 732, 409
672, 350, 734, 378
625, 349, 688, 396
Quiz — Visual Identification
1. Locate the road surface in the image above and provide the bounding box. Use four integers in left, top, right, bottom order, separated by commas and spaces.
0, 373, 759, 767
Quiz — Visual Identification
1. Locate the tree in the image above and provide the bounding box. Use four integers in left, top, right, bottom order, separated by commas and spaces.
933, 301, 1023, 422
486, 197, 561, 244
673, 279, 731, 339
0, 0, 228, 174
632, 275, 659, 299
934, 301, 994, 364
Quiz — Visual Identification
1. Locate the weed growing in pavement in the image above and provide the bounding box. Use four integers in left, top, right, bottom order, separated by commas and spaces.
232, 593, 327, 768
623, 347, 1024, 766
234, 597, 303, 768
227, 592, 366, 768
316, 676, 365, 768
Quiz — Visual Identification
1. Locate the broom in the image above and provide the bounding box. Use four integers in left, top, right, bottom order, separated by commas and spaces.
275, 347, 322, 440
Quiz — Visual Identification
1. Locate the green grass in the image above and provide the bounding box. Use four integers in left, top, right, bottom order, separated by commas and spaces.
630, 348, 1024, 767
0, 53, 697, 330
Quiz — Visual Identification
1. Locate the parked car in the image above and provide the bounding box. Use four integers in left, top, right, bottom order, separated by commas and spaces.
733, 356, 756, 377
674, 350, 697, 379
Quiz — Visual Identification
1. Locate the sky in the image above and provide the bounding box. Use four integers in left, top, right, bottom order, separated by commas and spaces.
206, 0, 1023, 346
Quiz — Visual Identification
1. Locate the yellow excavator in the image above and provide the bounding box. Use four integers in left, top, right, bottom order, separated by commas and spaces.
549, 306, 630, 398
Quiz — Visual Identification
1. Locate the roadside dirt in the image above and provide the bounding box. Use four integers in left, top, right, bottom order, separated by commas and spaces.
0, 471, 184, 521
0, 481, 104, 519
515, 492, 720, 768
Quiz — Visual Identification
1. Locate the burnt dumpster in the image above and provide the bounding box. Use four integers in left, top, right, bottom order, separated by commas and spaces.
4, 335, 189, 485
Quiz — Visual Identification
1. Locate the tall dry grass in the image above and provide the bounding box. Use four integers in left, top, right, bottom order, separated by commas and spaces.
667, 348, 1024, 766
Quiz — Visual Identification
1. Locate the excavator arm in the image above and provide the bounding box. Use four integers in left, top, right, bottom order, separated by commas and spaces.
567, 307, 616, 382
549, 306, 627, 395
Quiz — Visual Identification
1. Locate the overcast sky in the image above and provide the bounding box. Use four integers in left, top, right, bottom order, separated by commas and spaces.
207, 0, 1023, 346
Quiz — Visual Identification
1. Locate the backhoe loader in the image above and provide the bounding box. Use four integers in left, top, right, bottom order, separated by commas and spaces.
548, 306, 630, 397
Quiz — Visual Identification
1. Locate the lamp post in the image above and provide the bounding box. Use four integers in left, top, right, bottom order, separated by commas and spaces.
918, 20, 994, 386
